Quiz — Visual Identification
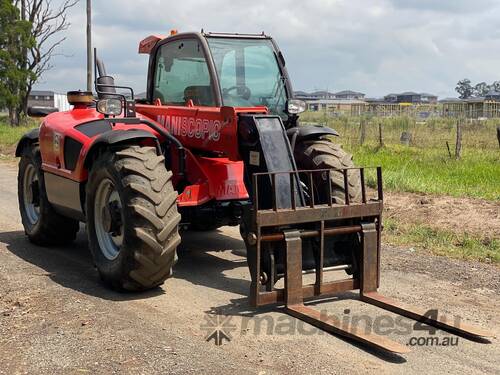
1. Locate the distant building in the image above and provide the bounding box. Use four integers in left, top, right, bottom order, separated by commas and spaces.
293, 90, 366, 114
309, 91, 337, 99
440, 96, 500, 118
484, 89, 500, 101
293, 91, 310, 101
383, 93, 398, 102
28, 90, 71, 111
334, 90, 365, 100
383, 92, 438, 104
294, 90, 365, 101
420, 93, 438, 103
28, 90, 54, 107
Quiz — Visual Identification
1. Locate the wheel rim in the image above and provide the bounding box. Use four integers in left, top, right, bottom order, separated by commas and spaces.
94, 178, 124, 260
22, 164, 40, 225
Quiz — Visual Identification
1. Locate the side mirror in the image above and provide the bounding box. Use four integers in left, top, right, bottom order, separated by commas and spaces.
287, 99, 306, 114
96, 98, 122, 116
27, 106, 58, 117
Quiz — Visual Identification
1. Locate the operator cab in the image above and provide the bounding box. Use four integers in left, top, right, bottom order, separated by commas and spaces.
141, 31, 305, 125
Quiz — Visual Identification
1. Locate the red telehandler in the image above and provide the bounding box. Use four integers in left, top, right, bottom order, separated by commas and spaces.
16, 31, 490, 353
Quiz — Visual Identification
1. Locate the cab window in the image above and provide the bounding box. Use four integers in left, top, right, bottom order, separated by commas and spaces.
153, 39, 215, 106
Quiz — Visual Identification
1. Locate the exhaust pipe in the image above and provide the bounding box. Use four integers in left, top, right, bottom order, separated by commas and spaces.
94, 50, 116, 98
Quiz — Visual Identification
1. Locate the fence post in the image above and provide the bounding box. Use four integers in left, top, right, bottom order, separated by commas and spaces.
360, 118, 366, 145
497, 126, 500, 149
446, 141, 452, 158
455, 118, 463, 160
378, 122, 384, 148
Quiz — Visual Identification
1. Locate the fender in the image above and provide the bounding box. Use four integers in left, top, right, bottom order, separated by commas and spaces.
83, 128, 161, 168
286, 125, 339, 147
15, 128, 40, 156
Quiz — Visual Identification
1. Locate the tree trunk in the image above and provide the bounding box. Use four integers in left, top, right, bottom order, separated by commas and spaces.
21, 82, 32, 117
496, 126, 500, 149
455, 119, 463, 160
8, 107, 20, 127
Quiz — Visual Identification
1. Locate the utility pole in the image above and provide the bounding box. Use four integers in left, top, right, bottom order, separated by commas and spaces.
86, 0, 92, 92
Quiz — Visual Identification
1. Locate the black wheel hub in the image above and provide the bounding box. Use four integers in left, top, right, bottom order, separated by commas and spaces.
102, 201, 122, 236
30, 180, 40, 207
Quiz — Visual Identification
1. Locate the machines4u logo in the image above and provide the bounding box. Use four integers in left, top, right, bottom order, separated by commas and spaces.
200, 313, 237, 346
156, 115, 222, 141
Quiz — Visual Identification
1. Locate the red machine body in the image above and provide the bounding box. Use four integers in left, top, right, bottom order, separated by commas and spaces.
39, 103, 267, 207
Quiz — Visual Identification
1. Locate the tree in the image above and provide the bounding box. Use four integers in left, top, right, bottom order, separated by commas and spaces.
15, 0, 78, 117
0, 0, 34, 125
491, 81, 500, 92
455, 78, 473, 99
473, 82, 489, 97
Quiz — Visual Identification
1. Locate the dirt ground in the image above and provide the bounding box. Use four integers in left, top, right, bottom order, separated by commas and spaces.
385, 191, 500, 240
0, 161, 499, 374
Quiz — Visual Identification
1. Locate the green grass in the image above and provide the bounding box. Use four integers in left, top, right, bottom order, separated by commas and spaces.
349, 145, 500, 200
300, 112, 500, 200
301, 112, 500, 149
384, 218, 500, 263
0, 115, 39, 147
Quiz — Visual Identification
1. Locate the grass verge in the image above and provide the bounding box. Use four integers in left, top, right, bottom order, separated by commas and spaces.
348, 144, 500, 200
384, 218, 500, 264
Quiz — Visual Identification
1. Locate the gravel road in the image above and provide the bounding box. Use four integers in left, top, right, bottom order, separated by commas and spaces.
0, 161, 498, 374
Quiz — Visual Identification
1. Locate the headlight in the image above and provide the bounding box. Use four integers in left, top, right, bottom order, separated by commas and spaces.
96, 98, 122, 116
287, 99, 306, 114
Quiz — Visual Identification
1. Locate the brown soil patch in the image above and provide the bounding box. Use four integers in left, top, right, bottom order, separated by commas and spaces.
384, 191, 500, 239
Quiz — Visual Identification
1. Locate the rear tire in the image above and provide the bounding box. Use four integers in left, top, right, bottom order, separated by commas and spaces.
18, 144, 79, 245
86, 146, 181, 291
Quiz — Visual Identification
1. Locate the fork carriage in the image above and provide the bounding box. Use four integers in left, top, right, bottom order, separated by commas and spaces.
243, 167, 490, 354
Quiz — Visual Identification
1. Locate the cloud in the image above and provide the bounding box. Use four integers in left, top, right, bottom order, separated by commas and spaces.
34, 0, 500, 98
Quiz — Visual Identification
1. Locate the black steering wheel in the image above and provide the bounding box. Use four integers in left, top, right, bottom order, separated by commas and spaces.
222, 85, 251, 100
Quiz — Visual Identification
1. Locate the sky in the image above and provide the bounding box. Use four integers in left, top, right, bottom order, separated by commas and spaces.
33, 0, 500, 99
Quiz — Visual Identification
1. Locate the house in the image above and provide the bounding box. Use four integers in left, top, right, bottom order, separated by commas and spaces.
309, 91, 336, 99
383, 92, 438, 104
383, 93, 398, 102
420, 93, 438, 104
396, 92, 422, 104
334, 90, 365, 100
440, 96, 500, 118
28, 90, 72, 112
303, 99, 366, 115
484, 89, 500, 101
28, 90, 55, 107
294, 90, 311, 100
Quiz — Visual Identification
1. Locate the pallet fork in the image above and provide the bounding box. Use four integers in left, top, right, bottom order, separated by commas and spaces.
244, 167, 491, 354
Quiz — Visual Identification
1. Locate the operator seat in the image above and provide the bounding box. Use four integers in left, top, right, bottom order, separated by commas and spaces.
184, 86, 214, 106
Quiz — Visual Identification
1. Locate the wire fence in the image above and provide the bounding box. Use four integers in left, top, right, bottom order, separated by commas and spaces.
301, 113, 500, 150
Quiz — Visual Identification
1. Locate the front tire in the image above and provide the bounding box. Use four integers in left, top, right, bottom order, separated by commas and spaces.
86, 146, 181, 291
294, 138, 363, 276
294, 139, 362, 204
18, 144, 79, 245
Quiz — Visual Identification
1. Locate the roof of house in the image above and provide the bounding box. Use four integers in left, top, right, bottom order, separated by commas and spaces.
29, 90, 54, 96
334, 90, 364, 96
305, 99, 367, 105
309, 90, 336, 96
398, 91, 420, 96
439, 97, 463, 103
485, 89, 500, 96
